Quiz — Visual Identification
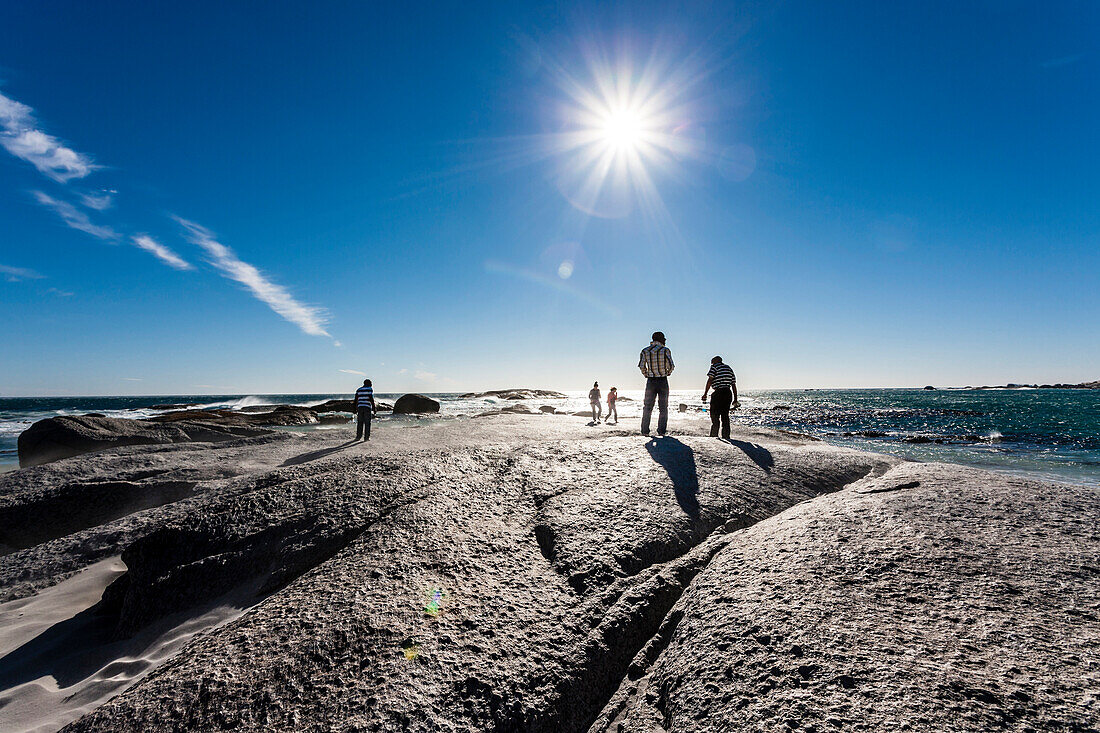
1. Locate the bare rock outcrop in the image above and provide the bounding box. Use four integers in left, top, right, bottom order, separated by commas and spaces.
1, 418, 1095, 733
17, 415, 270, 468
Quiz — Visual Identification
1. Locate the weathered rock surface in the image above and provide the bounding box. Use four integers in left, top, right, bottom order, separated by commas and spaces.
591, 463, 1100, 732
17, 415, 271, 468
1, 417, 1096, 733
393, 393, 441, 414
57, 428, 893, 732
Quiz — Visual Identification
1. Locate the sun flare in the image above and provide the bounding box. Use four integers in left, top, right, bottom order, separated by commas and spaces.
541, 45, 710, 221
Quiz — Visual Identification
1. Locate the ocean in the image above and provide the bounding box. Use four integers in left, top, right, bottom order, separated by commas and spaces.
2, 389, 1098, 487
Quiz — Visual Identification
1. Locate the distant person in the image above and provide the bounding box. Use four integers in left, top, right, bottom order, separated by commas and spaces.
354, 379, 377, 441
589, 382, 603, 423
639, 331, 674, 435
702, 356, 738, 439
606, 387, 619, 424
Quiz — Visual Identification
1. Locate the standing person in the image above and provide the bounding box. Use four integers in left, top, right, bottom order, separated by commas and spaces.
638, 331, 674, 435
589, 382, 603, 424
354, 378, 377, 441
701, 356, 738, 439
606, 387, 619, 424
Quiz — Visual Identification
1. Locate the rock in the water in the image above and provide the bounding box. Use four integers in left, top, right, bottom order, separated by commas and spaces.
540, 405, 557, 413
923, 385, 937, 390
17, 415, 271, 468
308, 399, 354, 413
393, 394, 440, 414
459, 388, 568, 400
149, 405, 319, 427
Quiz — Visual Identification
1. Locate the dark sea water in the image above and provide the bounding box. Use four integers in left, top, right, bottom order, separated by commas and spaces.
1, 389, 1098, 487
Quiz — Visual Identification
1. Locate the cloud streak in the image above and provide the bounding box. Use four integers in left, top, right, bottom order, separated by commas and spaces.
0, 264, 45, 282
0, 91, 97, 182
174, 216, 331, 338
33, 191, 119, 240
79, 190, 115, 210
339, 368, 367, 376
132, 234, 193, 271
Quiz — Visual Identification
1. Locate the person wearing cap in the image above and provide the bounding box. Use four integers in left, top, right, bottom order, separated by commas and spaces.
701, 356, 738, 439
638, 331, 674, 435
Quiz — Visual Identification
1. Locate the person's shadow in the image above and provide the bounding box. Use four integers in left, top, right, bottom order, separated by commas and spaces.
280, 440, 358, 467
645, 437, 700, 518
723, 439, 774, 473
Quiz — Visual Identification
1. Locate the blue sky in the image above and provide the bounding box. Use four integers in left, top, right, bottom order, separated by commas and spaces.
1, 0, 1097, 395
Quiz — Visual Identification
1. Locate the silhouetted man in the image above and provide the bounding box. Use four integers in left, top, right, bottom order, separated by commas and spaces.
702, 356, 738, 439
589, 381, 602, 423
638, 331, 674, 435
354, 379, 376, 441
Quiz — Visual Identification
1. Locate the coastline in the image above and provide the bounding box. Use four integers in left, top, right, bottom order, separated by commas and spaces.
1, 413, 1097, 731
5, 387, 1098, 489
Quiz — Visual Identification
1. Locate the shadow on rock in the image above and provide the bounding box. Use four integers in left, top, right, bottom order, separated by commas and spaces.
280, 440, 359, 467
724, 439, 775, 473
645, 437, 699, 518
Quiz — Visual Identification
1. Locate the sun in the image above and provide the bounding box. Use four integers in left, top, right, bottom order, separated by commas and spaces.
600, 108, 646, 151
537, 42, 713, 221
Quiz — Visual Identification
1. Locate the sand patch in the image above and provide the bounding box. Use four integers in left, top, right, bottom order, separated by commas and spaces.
0, 556, 245, 733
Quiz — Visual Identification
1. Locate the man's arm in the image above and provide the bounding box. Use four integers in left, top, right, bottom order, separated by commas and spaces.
732, 382, 739, 407
639, 350, 647, 376
702, 375, 713, 401
665, 348, 675, 375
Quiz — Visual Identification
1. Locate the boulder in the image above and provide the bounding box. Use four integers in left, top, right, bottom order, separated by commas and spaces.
923, 385, 937, 390
539, 405, 557, 413
393, 394, 440, 414
17, 415, 271, 468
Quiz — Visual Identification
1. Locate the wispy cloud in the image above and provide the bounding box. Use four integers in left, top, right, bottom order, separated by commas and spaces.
121, 377, 143, 382
47, 287, 74, 297
414, 370, 438, 382
33, 191, 119, 240
1040, 53, 1086, 69
0, 91, 97, 182
339, 368, 367, 376
0, 264, 44, 282
79, 190, 115, 210
174, 216, 331, 338
132, 234, 193, 271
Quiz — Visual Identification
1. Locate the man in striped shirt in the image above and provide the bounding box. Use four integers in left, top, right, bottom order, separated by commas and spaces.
638, 331, 675, 435
354, 379, 376, 441
702, 356, 738, 439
